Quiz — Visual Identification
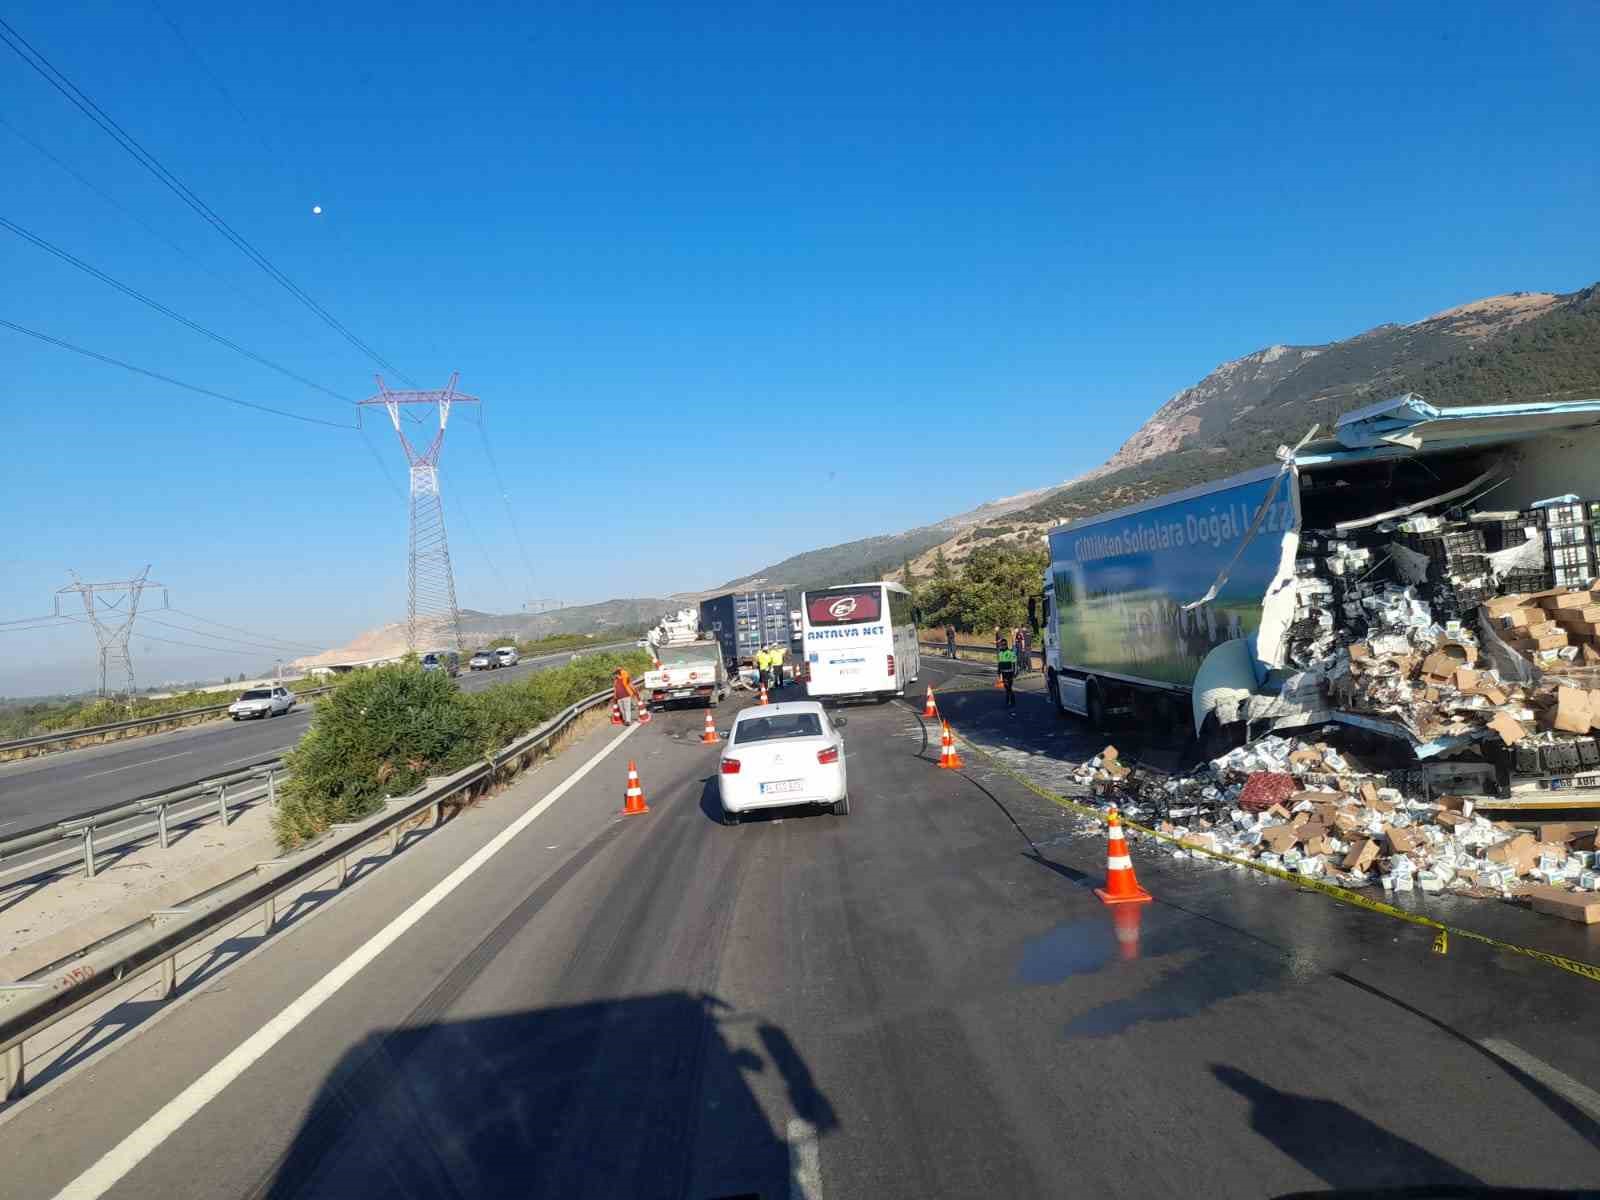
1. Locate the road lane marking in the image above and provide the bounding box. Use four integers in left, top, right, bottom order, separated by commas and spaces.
788, 1118, 822, 1200
82, 751, 192, 780
53, 720, 640, 1200
219, 752, 289, 769
1478, 1037, 1600, 1123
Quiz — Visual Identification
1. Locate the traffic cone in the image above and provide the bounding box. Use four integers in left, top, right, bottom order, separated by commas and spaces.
701, 709, 720, 744
759, 682, 770, 705
638, 700, 652, 725
1110, 904, 1144, 961
622, 759, 650, 815
923, 686, 938, 719
937, 720, 964, 769
993, 674, 1004, 690
609, 700, 624, 726
1094, 807, 1151, 905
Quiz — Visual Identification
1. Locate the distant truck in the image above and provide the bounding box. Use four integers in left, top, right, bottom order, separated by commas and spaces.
1038, 394, 1600, 749
642, 637, 729, 709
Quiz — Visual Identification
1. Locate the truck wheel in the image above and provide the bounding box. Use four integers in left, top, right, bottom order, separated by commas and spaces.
1086, 682, 1109, 733
1047, 670, 1066, 719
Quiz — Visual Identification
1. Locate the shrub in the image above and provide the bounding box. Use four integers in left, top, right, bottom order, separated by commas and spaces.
272, 649, 653, 849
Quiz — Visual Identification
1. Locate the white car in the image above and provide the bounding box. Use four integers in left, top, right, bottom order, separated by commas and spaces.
494, 646, 520, 667
717, 700, 848, 824
468, 649, 497, 671
228, 686, 295, 720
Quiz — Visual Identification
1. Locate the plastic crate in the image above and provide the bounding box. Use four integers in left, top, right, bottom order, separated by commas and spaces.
1553, 564, 1595, 587
1535, 503, 1586, 527
1550, 542, 1594, 568
1480, 520, 1535, 551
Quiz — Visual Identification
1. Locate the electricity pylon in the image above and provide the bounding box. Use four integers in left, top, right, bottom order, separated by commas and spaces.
358, 374, 479, 654
56, 567, 168, 697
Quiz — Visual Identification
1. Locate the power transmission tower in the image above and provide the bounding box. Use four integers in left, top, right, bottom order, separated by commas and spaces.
55, 567, 168, 696
358, 374, 479, 654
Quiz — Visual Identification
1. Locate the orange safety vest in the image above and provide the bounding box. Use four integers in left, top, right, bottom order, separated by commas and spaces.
614, 669, 635, 700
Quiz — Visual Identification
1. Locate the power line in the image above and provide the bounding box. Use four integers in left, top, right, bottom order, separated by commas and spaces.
448, 487, 513, 603
139, 616, 310, 656
0, 318, 358, 429
473, 410, 539, 596
0, 15, 414, 383
1, 215, 357, 405
143, 0, 276, 162
134, 630, 271, 658
165, 608, 325, 652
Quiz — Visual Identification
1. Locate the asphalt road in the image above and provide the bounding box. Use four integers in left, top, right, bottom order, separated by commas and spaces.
0, 646, 632, 833
2, 656, 1598, 1198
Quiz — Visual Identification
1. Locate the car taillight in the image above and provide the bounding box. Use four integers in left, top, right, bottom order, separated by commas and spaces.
817, 746, 839, 765
886, 654, 895, 676
720, 758, 741, 774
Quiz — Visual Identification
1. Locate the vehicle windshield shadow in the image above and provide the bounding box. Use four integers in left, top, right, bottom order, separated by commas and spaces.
252, 991, 812, 1200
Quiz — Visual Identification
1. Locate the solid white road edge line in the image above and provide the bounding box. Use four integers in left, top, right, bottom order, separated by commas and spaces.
788, 1117, 822, 1200
1478, 1037, 1600, 1123
53, 721, 641, 1200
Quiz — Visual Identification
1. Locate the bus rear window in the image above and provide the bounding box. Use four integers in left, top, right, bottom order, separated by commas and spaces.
806, 587, 881, 625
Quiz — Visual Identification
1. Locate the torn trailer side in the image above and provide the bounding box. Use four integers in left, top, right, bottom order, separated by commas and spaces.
1039, 392, 1600, 770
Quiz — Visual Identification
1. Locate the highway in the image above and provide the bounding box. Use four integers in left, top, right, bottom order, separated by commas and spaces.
2, 655, 1597, 1198
0, 645, 633, 834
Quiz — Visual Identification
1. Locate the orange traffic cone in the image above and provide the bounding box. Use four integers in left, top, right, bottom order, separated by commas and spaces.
993, 674, 1004, 690
1094, 807, 1151, 905
937, 720, 964, 769
609, 700, 624, 726
923, 686, 938, 719
759, 682, 770, 705
622, 759, 650, 815
701, 709, 720, 744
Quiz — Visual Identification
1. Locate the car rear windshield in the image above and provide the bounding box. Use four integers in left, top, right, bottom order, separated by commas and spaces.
239, 689, 271, 700
805, 587, 881, 626
735, 713, 823, 743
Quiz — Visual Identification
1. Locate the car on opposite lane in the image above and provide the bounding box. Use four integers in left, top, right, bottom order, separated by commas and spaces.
228, 685, 296, 721
469, 649, 498, 671
494, 646, 520, 668
718, 700, 848, 824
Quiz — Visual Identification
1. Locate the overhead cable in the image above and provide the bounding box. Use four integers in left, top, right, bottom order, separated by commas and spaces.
0, 319, 358, 429
0, 15, 414, 383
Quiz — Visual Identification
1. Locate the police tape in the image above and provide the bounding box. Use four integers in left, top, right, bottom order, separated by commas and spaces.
938, 721, 1600, 986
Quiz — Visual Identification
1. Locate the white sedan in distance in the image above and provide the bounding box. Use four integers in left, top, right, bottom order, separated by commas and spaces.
228, 686, 295, 720
494, 646, 520, 667
718, 700, 848, 824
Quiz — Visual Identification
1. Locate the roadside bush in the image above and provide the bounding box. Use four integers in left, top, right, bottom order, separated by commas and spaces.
272, 649, 652, 849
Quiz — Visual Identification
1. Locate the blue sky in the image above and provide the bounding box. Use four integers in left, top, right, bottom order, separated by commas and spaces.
3, 1, 1597, 692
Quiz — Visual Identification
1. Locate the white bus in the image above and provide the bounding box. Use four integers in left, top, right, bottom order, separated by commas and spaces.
801, 581, 919, 702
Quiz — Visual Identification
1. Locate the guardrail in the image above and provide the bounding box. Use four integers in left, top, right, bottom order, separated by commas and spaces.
919, 640, 1038, 668
0, 760, 286, 885
0, 687, 612, 1101
0, 688, 332, 760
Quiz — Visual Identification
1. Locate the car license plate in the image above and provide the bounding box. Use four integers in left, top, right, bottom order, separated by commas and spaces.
671, 688, 692, 698
760, 779, 803, 796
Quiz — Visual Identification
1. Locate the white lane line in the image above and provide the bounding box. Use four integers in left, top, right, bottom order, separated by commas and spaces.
218, 751, 287, 769
788, 1117, 823, 1200
82, 751, 192, 780
1478, 1037, 1600, 1123
54, 721, 640, 1200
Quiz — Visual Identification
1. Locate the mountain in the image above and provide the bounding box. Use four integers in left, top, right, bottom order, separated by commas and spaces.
292, 597, 668, 668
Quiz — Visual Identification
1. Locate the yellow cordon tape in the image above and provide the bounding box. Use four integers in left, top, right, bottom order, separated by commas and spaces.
939, 721, 1600, 986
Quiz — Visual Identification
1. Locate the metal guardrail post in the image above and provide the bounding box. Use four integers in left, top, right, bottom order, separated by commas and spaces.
334, 856, 347, 889
217, 782, 229, 827
158, 955, 176, 999
4, 1041, 22, 1101
82, 826, 97, 879
261, 894, 275, 935
157, 802, 170, 850
267, 771, 276, 805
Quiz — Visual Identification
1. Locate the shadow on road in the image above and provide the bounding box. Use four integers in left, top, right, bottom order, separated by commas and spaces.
249, 991, 820, 1200
1213, 1063, 1482, 1191
695, 776, 839, 827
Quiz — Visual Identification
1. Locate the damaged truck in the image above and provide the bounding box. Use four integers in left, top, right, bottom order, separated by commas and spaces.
1040, 392, 1600, 805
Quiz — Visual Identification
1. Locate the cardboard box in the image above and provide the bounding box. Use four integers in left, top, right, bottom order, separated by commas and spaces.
1260, 826, 1300, 854
1538, 822, 1600, 843
1487, 832, 1538, 874
1436, 811, 1469, 829
1488, 711, 1527, 744
1478, 684, 1511, 705
1583, 645, 1600, 666
1548, 688, 1593, 734
1486, 594, 1532, 616
1385, 825, 1419, 854
1343, 838, 1380, 872
1542, 592, 1599, 611
1303, 835, 1336, 856
1498, 609, 1537, 630
1552, 606, 1600, 626
1528, 886, 1600, 924
1333, 810, 1362, 834
1513, 632, 1570, 652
